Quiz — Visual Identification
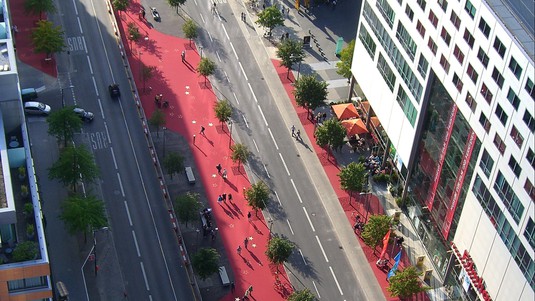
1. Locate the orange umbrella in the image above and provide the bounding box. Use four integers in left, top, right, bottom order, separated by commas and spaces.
332, 103, 359, 120
341, 119, 368, 136
370, 116, 381, 128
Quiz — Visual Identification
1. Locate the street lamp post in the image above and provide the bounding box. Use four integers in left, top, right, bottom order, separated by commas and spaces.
268, 218, 274, 237
92, 227, 109, 276
200, 46, 203, 58
228, 120, 233, 148
162, 127, 167, 157
60, 85, 75, 108
360, 191, 372, 222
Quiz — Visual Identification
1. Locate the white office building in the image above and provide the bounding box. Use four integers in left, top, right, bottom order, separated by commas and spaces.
349, 0, 534, 300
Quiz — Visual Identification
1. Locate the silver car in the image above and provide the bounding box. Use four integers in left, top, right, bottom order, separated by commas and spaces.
24, 101, 51, 115
73, 108, 94, 122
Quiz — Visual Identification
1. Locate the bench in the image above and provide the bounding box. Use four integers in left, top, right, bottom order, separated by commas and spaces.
185, 166, 195, 184
335, 37, 344, 57
218, 266, 230, 286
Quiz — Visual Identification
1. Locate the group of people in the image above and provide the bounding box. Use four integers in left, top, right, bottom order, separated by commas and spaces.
154, 93, 169, 108
364, 154, 387, 175
201, 208, 214, 236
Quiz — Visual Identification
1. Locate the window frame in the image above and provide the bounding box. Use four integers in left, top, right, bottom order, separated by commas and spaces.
478, 18, 491, 38
467, 64, 479, 83
492, 67, 505, 89
493, 37, 507, 58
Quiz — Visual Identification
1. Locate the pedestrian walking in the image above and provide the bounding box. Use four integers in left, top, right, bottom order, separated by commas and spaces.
285, 32, 289, 39
222, 169, 228, 179
193, 134, 196, 144
211, 229, 216, 241
322, 112, 327, 121
247, 211, 252, 222
181, 50, 186, 62
244, 237, 249, 249
216, 163, 222, 173
217, 195, 223, 205
281, 8, 285, 15
296, 129, 301, 140
228, 193, 233, 202
286, 7, 290, 14
222, 193, 227, 201
237, 245, 242, 255
291, 125, 295, 136
248, 285, 253, 294
200, 126, 206, 135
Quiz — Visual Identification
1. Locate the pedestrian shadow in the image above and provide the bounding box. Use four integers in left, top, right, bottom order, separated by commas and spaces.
230, 201, 244, 217
244, 258, 254, 270
247, 249, 263, 266
193, 144, 207, 157
223, 177, 239, 192
183, 60, 196, 72
224, 202, 240, 219
294, 136, 313, 152
218, 203, 234, 218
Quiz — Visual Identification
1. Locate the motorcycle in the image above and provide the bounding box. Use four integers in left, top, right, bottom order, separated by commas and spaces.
150, 7, 160, 21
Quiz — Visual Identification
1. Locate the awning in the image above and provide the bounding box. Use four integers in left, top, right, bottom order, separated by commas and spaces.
332, 103, 359, 120
341, 119, 368, 136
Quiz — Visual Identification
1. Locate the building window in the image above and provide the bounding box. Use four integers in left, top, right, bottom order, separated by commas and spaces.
377, 54, 396, 91
359, 26, 377, 59
508, 156, 522, 178
405, 4, 414, 21
479, 18, 491, 38
493, 134, 506, 154
493, 37, 507, 58
440, 55, 450, 73
465, 92, 476, 113
479, 112, 490, 133
440, 27, 451, 46
492, 67, 505, 88
428, 37, 437, 55
508, 57, 523, 79
376, 0, 395, 28
525, 78, 534, 100
438, 0, 448, 11
429, 10, 438, 28
525, 218, 535, 250
465, 0, 476, 18
480, 83, 493, 103
523, 110, 535, 132
453, 73, 463, 92
453, 45, 464, 64
467, 64, 479, 83
418, 54, 429, 78
527, 148, 535, 168
396, 23, 417, 60
495, 104, 508, 126
416, 21, 426, 37
463, 29, 475, 48
8, 276, 48, 292
510, 126, 524, 148
494, 171, 524, 224
506, 88, 520, 110
417, 0, 427, 11
477, 47, 489, 68
396, 86, 418, 126
479, 149, 494, 178
450, 11, 461, 29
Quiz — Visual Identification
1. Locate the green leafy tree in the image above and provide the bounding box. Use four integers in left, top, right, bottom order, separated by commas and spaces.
214, 99, 232, 130
182, 19, 198, 46
163, 152, 184, 179
339, 162, 368, 202
293, 74, 328, 117
387, 266, 430, 298
48, 145, 100, 192
288, 289, 317, 301
167, 0, 187, 14
197, 57, 216, 84
256, 6, 284, 35
142, 64, 156, 91
230, 143, 251, 171
127, 22, 141, 42
315, 119, 346, 157
276, 38, 305, 79
24, 0, 55, 20
265, 236, 294, 269
336, 40, 355, 80
245, 181, 269, 214
361, 214, 392, 251
31, 20, 65, 58
149, 109, 166, 138
174, 192, 202, 227
60, 195, 108, 242
112, 0, 129, 14
47, 106, 83, 147
12, 241, 39, 262
191, 248, 220, 280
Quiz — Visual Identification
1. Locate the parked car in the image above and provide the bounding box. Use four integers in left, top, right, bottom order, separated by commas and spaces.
108, 84, 120, 98
21, 88, 38, 102
73, 107, 94, 122
24, 101, 51, 115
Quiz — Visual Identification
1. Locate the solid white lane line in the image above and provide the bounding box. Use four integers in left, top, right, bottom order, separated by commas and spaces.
82, 36, 88, 54
230, 42, 239, 60
92, 77, 99, 96
298, 249, 307, 265
222, 24, 230, 40
86, 56, 94, 74
104, 122, 111, 144
269, 128, 279, 149
274, 191, 282, 205
312, 281, 321, 299
252, 139, 259, 152
200, 14, 205, 24
238, 62, 248, 81
140, 262, 150, 291
117, 173, 125, 197
329, 266, 344, 295
290, 179, 303, 203
232, 91, 239, 105
72, 0, 79, 14
110, 147, 118, 169
286, 219, 294, 235
132, 230, 141, 257
77, 18, 83, 34
124, 201, 133, 226
263, 163, 271, 178
258, 105, 268, 126
303, 207, 316, 232
279, 153, 290, 176
247, 83, 258, 103
97, 98, 104, 119
315, 235, 328, 262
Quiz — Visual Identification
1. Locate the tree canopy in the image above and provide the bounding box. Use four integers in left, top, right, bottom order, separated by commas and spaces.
336, 40, 355, 79
60, 195, 108, 242
276, 38, 305, 78
214, 99, 232, 128
47, 106, 83, 147
387, 266, 430, 298
288, 289, 317, 301
361, 214, 392, 250
31, 20, 65, 57
112, 0, 129, 13
24, 0, 56, 20
191, 248, 220, 280
230, 143, 251, 167
163, 152, 184, 179
197, 58, 216, 84
293, 74, 328, 114
12, 241, 39, 262
265, 236, 294, 266
167, 0, 187, 13
48, 145, 99, 191
149, 109, 166, 137
314, 119, 346, 154
174, 192, 202, 227
245, 181, 270, 212
339, 162, 368, 200
256, 6, 284, 34
182, 19, 198, 45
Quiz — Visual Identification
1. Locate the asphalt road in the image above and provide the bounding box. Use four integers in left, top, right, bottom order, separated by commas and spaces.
44, 0, 195, 300
180, 0, 371, 299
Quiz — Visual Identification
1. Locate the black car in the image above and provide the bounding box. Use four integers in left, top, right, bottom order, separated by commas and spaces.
73, 108, 94, 122
108, 84, 120, 98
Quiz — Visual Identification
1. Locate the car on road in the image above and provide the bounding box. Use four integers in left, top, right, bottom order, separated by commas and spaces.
108, 84, 120, 98
73, 107, 94, 122
24, 101, 51, 115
